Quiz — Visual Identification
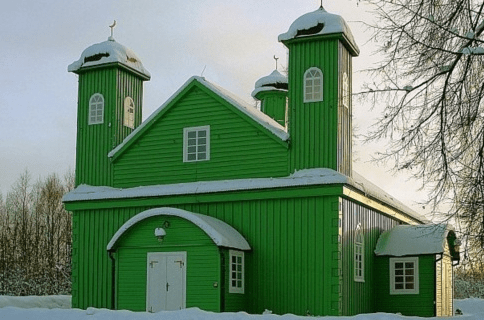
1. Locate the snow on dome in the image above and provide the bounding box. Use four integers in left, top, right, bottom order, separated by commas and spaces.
251, 70, 288, 98
278, 6, 359, 56
254, 70, 288, 89
68, 38, 151, 79
375, 224, 452, 256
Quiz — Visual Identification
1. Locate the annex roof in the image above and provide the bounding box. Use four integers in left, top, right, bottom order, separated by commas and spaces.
374, 224, 453, 256
278, 6, 359, 56
108, 76, 289, 160
68, 37, 151, 79
64, 168, 428, 224
106, 207, 251, 251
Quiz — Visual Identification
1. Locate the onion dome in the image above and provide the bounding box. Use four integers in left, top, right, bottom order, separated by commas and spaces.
278, 6, 359, 56
68, 37, 151, 79
251, 69, 288, 99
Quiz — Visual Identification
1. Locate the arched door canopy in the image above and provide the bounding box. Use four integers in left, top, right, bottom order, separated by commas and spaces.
107, 207, 251, 251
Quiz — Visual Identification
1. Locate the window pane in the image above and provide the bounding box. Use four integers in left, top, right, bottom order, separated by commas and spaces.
395, 269, 403, 275
198, 130, 206, 138
188, 139, 196, 146
405, 269, 414, 275
405, 262, 414, 269
188, 131, 196, 139
187, 146, 196, 153
198, 145, 206, 153
406, 276, 414, 283
198, 153, 206, 160
187, 154, 196, 161
395, 276, 404, 283
395, 283, 404, 289
395, 262, 404, 269
198, 138, 206, 145
406, 283, 414, 289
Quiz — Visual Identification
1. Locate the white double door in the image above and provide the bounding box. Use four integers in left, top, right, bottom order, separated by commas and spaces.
146, 252, 186, 313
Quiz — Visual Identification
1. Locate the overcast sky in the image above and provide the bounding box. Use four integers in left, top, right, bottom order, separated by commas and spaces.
0, 0, 431, 214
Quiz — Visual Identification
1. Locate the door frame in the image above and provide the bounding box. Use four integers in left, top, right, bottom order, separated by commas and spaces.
146, 251, 187, 312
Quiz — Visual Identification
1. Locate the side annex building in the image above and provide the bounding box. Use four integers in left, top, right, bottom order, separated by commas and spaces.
63, 6, 460, 317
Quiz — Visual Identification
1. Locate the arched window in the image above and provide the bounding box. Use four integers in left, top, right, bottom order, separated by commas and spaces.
89, 93, 104, 125
304, 67, 323, 102
342, 72, 349, 108
124, 96, 135, 129
354, 224, 364, 282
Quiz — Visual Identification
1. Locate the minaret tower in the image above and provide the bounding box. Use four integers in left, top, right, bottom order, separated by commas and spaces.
68, 24, 151, 187
278, 6, 359, 176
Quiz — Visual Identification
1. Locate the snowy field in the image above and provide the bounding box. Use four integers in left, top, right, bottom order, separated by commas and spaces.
0, 296, 483, 319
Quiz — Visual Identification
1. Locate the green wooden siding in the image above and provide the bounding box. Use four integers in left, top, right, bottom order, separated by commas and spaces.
286, 37, 340, 172
374, 255, 436, 317
113, 85, 289, 188
69, 186, 341, 316
337, 43, 352, 177
75, 67, 145, 187
340, 198, 399, 316
115, 216, 220, 311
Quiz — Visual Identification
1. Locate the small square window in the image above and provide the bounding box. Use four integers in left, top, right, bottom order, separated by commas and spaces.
390, 257, 419, 294
183, 126, 210, 162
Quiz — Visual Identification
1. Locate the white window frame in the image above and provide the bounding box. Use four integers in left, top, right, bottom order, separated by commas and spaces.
124, 96, 135, 129
183, 126, 210, 162
390, 257, 419, 294
354, 225, 364, 282
229, 250, 244, 294
88, 93, 104, 125
304, 67, 323, 103
342, 72, 349, 108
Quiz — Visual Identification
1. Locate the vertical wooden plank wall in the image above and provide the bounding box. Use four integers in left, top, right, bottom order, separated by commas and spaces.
288, 38, 340, 172
70, 190, 341, 316
75, 67, 144, 187
340, 198, 399, 315
337, 43, 352, 177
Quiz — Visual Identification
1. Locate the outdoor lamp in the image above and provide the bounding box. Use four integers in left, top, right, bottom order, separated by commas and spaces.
154, 227, 166, 242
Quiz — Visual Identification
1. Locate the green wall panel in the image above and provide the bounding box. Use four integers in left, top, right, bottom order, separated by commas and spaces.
113, 86, 289, 188
70, 188, 341, 316
286, 37, 340, 172
374, 255, 436, 317
75, 67, 145, 187
340, 198, 399, 316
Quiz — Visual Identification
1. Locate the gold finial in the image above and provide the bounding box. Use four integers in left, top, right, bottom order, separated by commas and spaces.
108, 20, 116, 41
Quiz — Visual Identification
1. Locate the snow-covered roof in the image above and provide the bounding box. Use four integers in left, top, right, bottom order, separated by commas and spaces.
68, 37, 151, 79
278, 6, 359, 56
106, 207, 250, 251
374, 224, 452, 256
252, 70, 288, 98
64, 168, 427, 224
108, 76, 288, 158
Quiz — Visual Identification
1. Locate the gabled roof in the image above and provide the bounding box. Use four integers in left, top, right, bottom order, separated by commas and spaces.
108, 76, 289, 160
374, 224, 455, 256
106, 207, 251, 251
63, 168, 428, 224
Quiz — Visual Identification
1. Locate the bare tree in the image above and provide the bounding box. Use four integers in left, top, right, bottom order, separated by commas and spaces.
0, 171, 72, 295
360, 0, 484, 252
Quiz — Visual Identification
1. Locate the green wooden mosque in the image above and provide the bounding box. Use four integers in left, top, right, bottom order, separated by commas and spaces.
64, 6, 460, 317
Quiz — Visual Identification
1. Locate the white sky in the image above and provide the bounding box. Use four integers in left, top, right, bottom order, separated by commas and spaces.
0, 0, 432, 215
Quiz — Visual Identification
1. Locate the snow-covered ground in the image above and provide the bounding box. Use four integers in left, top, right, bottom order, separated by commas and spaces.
0, 296, 482, 319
